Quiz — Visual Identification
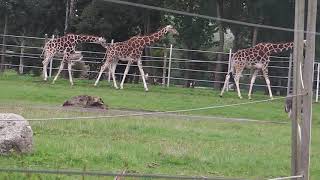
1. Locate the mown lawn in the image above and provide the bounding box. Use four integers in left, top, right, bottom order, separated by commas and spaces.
0, 72, 319, 180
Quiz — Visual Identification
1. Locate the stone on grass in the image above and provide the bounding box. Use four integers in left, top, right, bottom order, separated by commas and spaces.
63, 95, 108, 110
0, 113, 33, 155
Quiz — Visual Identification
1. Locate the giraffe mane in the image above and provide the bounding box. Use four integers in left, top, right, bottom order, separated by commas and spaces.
66, 33, 103, 38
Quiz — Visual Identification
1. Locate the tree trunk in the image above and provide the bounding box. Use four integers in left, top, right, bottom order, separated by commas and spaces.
213, 0, 225, 89
0, 14, 8, 73
252, 27, 258, 46
69, 0, 76, 18
64, 0, 70, 34
143, 10, 154, 77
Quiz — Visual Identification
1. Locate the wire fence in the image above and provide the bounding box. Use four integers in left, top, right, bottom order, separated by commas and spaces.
0, 18, 316, 180
0, 93, 306, 180
2, 33, 319, 95
0, 167, 304, 180
1, 94, 301, 122
0, 168, 245, 180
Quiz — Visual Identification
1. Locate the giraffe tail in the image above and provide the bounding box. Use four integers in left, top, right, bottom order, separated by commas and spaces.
40, 48, 45, 58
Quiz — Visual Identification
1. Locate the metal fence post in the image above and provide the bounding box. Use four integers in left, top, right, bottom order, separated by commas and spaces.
166, 44, 173, 87
287, 53, 293, 95
316, 63, 320, 102
49, 35, 54, 78
162, 46, 168, 86
226, 48, 232, 91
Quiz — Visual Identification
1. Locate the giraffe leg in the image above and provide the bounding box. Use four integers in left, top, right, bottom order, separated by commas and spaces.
120, 61, 132, 89
262, 68, 273, 99
234, 74, 242, 99
137, 60, 148, 91
52, 61, 65, 84
111, 61, 119, 89
42, 59, 49, 81
42, 54, 53, 81
67, 62, 73, 86
108, 70, 111, 83
248, 69, 259, 100
94, 61, 110, 87
220, 73, 230, 97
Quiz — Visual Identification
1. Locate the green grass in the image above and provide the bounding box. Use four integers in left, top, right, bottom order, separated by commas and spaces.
0, 71, 319, 180
2, 71, 320, 122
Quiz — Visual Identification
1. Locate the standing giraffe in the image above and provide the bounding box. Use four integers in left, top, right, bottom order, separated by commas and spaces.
220, 41, 303, 99
41, 34, 106, 85
94, 25, 178, 91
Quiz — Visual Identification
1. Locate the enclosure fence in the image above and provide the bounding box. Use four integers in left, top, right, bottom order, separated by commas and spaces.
1, 33, 320, 100
0, 93, 307, 180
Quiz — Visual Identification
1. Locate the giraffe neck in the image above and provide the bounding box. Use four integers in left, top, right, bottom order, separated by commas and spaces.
266, 42, 294, 54
145, 27, 168, 46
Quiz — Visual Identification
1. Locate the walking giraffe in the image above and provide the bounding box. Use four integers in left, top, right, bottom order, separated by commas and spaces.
41, 34, 106, 85
220, 41, 305, 99
94, 25, 178, 91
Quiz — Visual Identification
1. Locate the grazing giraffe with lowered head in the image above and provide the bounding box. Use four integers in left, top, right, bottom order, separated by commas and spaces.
41, 34, 106, 85
220, 41, 305, 99
94, 25, 178, 91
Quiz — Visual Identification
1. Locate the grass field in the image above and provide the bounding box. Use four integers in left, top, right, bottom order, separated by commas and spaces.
0, 71, 319, 180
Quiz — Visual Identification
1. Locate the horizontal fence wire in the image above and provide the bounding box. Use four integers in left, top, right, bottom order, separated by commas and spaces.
100, 0, 320, 36
267, 174, 304, 180
0, 93, 305, 122
0, 62, 296, 89
0, 50, 296, 73
0, 168, 245, 180
2, 33, 320, 91
0, 59, 308, 89
0, 1, 317, 178
0, 9, 315, 179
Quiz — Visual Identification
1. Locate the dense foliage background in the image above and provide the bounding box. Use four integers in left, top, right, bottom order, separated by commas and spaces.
1, 0, 319, 92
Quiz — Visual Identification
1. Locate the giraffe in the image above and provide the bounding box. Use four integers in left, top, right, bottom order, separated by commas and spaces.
41, 34, 106, 85
220, 41, 303, 100
94, 25, 178, 91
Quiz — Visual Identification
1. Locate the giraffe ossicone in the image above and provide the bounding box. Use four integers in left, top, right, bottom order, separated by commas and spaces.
220, 41, 302, 99
94, 25, 178, 91
41, 34, 106, 85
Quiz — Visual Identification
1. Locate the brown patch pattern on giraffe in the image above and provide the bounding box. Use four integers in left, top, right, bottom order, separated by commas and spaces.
41, 34, 106, 85
220, 42, 295, 99
94, 25, 179, 91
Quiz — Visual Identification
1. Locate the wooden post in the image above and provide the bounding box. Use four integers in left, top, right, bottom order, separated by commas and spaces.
0, 14, 8, 73
166, 44, 173, 87
162, 46, 168, 86
316, 63, 320, 103
226, 48, 232, 92
287, 53, 293, 95
292, 0, 305, 177
19, 37, 25, 74
301, 0, 317, 179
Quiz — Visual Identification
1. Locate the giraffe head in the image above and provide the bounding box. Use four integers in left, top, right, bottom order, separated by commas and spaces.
165, 25, 179, 35
86, 36, 107, 47
95, 37, 107, 47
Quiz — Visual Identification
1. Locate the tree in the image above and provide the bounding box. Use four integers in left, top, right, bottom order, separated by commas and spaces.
213, 0, 225, 89
163, 0, 217, 86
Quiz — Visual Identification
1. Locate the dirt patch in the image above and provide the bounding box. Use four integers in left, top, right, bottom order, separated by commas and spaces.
62, 95, 108, 110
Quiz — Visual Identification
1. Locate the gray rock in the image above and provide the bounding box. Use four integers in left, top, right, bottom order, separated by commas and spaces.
0, 113, 33, 155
